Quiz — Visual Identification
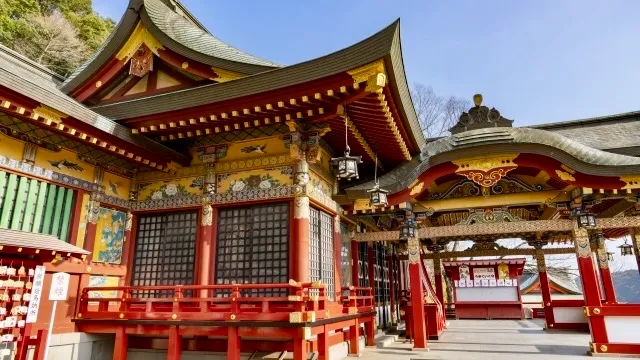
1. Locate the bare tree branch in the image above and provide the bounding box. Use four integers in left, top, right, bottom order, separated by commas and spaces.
411, 83, 471, 139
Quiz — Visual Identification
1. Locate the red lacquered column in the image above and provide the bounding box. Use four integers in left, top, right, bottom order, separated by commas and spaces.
536, 250, 555, 328
573, 227, 608, 345
408, 237, 427, 350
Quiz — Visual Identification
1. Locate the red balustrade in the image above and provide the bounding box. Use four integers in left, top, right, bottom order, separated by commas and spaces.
75, 282, 376, 360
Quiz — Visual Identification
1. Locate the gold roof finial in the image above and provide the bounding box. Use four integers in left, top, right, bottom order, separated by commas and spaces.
473, 94, 483, 106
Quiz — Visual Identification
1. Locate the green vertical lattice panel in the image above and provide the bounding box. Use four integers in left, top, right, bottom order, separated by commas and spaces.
0, 171, 7, 210
50, 185, 66, 238
58, 188, 75, 242
41, 184, 57, 234
21, 179, 40, 232
10, 176, 29, 230
0, 174, 18, 228
31, 181, 48, 233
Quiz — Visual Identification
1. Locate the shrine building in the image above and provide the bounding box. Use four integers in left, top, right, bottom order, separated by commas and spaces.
0, 0, 639, 359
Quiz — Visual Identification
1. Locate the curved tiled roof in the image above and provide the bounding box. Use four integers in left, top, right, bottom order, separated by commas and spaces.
346, 126, 640, 194
143, 0, 279, 68
61, 0, 279, 94
90, 19, 426, 151
0, 44, 189, 165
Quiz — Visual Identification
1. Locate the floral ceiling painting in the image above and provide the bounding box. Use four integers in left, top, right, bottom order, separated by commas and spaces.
138, 176, 204, 200
217, 166, 292, 193
92, 207, 126, 264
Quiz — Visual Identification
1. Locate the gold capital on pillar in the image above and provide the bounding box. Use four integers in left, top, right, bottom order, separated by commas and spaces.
294, 197, 310, 220
407, 237, 420, 264
202, 204, 213, 226
536, 252, 546, 272
125, 212, 133, 232
573, 226, 591, 258
87, 200, 101, 225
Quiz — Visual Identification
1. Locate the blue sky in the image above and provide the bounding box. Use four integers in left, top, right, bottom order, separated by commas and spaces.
93, 0, 640, 127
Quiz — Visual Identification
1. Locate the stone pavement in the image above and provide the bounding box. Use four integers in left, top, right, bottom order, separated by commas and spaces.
363, 319, 593, 360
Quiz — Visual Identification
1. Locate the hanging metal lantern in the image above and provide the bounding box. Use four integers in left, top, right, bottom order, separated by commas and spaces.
368, 184, 389, 207
332, 146, 362, 180
576, 211, 597, 228
399, 219, 416, 241
367, 153, 388, 206
619, 239, 633, 256
331, 108, 362, 180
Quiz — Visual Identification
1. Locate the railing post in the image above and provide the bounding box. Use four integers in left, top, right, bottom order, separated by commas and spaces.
173, 287, 184, 314
348, 318, 361, 357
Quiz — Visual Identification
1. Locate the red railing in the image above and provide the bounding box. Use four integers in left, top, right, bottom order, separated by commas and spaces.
341, 286, 375, 314
77, 282, 374, 323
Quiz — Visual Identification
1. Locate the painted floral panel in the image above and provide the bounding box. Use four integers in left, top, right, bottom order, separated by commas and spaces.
88, 275, 119, 299
138, 176, 204, 200
92, 207, 126, 264
217, 166, 292, 193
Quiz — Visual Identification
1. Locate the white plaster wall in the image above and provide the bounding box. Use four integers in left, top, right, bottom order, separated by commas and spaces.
0, 333, 114, 360
604, 316, 640, 344
553, 307, 588, 324
128, 336, 365, 360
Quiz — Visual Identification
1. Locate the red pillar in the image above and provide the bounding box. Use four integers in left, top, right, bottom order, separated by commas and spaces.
167, 326, 181, 360
123, 214, 138, 285
293, 328, 308, 360
293, 197, 310, 283
351, 240, 359, 287
387, 252, 397, 326
367, 243, 376, 304
113, 327, 128, 360
595, 233, 617, 304
536, 251, 555, 328
84, 198, 100, 258
433, 256, 445, 318
574, 227, 608, 345
198, 204, 214, 300
67, 189, 86, 246
318, 325, 329, 360
333, 215, 342, 300
408, 236, 427, 350
227, 327, 240, 360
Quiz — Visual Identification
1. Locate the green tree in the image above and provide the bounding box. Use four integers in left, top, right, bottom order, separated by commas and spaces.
0, 0, 114, 76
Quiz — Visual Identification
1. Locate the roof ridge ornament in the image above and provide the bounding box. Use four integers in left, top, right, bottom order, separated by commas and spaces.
450, 94, 514, 135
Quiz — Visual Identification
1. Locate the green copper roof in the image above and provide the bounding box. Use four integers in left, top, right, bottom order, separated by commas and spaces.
346, 126, 640, 195
61, 0, 279, 94
144, 0, 279, 68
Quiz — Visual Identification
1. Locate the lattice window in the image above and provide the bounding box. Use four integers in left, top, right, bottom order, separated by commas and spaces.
131, 211, 197, 297
309, 207, 335, 300
215, 203, 289, 297
340, 222, 351, 288
358, 242, 369, 288
374, 242, 389, 305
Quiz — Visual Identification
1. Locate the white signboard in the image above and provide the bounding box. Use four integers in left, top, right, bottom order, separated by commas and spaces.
49, 272, 70, 301
473, 267, 496, 280
26, 265, 46, 323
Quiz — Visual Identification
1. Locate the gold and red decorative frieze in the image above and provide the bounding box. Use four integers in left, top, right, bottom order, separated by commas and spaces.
453, 154, 518, 187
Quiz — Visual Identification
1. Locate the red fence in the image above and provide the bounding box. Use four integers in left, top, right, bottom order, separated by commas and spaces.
77, 281, 348, 323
